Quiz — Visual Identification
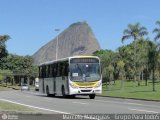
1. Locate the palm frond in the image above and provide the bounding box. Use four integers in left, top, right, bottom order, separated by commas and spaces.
139, 26, 147, 31
156, 21, 160, 26
153, 28, 160, 33
128, 24, 134, 30
139, 31, 148, 36
135, 22, 140, 29
121, 35, 131, 43
0, 35, 11, 42
154, 33, 160, 41
123, 29, 131, 35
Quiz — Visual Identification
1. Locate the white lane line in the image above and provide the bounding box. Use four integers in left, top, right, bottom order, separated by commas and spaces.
25, 95, 31, 98
128, 108, 159, 113
95, 99, 147, 107
0, 98, 99, 120
72, 102, 88, 105
94, 99, 123, 104
123, 102, 143, 106
43, 98, 52, 100
0, 98, 70, 114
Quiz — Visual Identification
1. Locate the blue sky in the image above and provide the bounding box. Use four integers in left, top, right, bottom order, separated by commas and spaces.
0, 0, 160, 56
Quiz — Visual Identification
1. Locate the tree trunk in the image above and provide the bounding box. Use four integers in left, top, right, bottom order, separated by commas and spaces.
121, 74, 124, 90
152, 69, 155, 91
5, 78, 7, 86
145, 75, 148, 86
142, 71, 144, 81
138, 72, 141, 86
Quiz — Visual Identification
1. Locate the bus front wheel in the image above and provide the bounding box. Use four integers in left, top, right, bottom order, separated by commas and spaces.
89, 94, 95, 99
46, 86, 51, 97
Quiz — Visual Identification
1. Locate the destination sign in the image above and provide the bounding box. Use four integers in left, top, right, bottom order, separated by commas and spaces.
70, 58, 99, 63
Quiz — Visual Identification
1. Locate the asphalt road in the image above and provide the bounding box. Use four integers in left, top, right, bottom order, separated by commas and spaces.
0, 90, 160, 115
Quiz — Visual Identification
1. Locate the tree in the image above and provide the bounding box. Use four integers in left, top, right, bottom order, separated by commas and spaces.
122, 23, 148, 85
0, 69, 13, 85
147, 41, 158, 91
118, 44, 135, 80
93, 49, 115, 84
135, 39, 149, 86
1, 54, 38, 85
107, 64, 114, 84
117, 60, 125, 89
153, 21, 160, 41
0, 35, 10, 61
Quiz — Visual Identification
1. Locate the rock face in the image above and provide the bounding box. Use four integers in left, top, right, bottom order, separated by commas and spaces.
33, 22, 101, 64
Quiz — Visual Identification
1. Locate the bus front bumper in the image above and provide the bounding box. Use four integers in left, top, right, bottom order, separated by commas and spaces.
69, 87, 102, 95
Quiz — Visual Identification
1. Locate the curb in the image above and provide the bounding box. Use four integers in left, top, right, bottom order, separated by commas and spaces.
97, 95, 160, 102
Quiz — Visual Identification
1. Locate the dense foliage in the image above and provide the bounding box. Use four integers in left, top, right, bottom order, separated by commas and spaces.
0, 34, 38, 85
94, 21, 160, 91
0, 35, 10, 60
0, 54, 38, 85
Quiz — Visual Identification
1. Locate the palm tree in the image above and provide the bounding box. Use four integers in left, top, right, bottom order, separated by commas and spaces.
153, 21, 160, 41
122, 23, 148, 42
122, 23, 148, 85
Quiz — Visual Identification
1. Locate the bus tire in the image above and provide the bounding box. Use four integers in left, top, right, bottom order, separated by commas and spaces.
46, 86, 51, 97
61, 86, 66, 98
70, 95, 76, 98
89, 94, 95, 99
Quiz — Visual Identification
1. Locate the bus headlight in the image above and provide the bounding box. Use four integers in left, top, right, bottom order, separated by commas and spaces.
70, 83, 78, 89
94, 82, 101, 88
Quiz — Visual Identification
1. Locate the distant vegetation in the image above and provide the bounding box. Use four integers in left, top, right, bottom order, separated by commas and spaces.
94, 21, 160, 92
0, 35, 38, 86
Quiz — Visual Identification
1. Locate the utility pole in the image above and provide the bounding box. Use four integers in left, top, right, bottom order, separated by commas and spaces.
55, 29, 60, 60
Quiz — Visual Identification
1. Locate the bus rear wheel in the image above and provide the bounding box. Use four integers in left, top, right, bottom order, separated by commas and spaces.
89, 94, 95, 99
46, 86, 51, 97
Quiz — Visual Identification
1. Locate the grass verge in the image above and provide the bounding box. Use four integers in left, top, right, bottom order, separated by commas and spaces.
0, 101, 37, 113
0, 85, 12, 91
102, 80, 160, 101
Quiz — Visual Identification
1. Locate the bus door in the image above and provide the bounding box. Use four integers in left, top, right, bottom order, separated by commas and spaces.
53, 78, 56, 94
42, 78, 45, 93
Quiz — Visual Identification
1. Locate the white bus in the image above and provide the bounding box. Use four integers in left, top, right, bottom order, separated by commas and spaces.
38, 56, 102, 99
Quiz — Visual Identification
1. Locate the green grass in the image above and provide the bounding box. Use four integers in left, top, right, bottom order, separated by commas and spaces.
7, 85, 20, 90
0, 85, 12, 91
102, 80, 160, 101
0, 85, 38, 113
0, 101, 36, 113
0, 84, 21, 91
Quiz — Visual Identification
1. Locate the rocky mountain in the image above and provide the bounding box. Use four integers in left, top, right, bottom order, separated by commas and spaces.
33, 22, 101, 64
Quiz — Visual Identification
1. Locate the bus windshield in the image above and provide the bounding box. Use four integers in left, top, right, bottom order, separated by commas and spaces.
70, 63, 101, 82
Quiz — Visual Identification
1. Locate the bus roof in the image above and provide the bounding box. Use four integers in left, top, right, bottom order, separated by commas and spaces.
39, 56, 99, 66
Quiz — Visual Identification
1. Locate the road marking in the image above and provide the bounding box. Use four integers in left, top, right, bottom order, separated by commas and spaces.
72, 101, 88, 105
0, 98, 70, 114
94, 99, 122, 104
43, 98, 52, 100
128, 108, 159, 113
95, 99, 147, 107
123, 102, 143, 106
25, 95, 31, 98
0, 98, 99, 120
